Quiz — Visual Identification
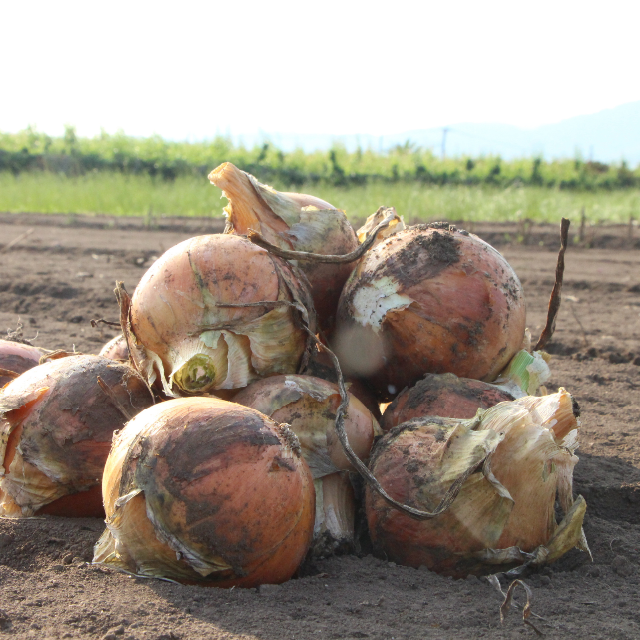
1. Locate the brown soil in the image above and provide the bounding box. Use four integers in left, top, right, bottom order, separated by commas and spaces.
1, 215, 640, 640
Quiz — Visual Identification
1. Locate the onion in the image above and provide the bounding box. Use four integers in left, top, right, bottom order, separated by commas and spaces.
381, 372, 515, 431
334, 224, 526, 401
99, 334, 130, 362
123, 233, 316, 397
93, 397, 315, 587
366, 389, 589, 577
209, 162, 358, 328
232, 374, 382, 478
0, 339, 45, 387
0, 354, 154, 517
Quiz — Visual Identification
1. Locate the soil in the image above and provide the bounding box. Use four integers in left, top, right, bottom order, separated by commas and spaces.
1, 214, 640, 640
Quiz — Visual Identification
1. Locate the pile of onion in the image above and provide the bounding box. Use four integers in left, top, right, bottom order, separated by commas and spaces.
366, 389, 589, 577
122, 233, 316, 397
334, 224, 526, 400
94, 397, 315, 587
209, 162, 358, 328
0, 339, 45, 387
233, 374, 381, 553
0, 354, 154, 517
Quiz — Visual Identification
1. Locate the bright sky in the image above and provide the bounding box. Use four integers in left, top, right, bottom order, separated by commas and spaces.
2, 0, 639, 140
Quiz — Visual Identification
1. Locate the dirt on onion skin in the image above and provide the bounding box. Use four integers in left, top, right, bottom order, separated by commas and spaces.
0, 217, 640, 639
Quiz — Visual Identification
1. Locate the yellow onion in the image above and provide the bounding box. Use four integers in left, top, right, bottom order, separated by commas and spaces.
334, 224, 526, 401
381, 372, 515, 431
0, 339, 45, 387
123, 234, 316, 397
233, 374, 381, 554
366, 389, 589, 577
232, 374, 382, 478
0, 354, 154, 517
208, 162, 358, 328
93, 397, 315, 587
99, 334, 130, 362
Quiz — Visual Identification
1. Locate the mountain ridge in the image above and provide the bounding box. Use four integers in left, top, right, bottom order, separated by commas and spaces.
235, 101, 640, 165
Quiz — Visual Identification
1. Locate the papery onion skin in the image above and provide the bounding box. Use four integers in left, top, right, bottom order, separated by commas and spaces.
381, 372, 514, 431
366, 417, 509, 577
209, 162, 358, 329
490, 390, 581, 550
366, 390, 585, 577
127, 234, 315, 397
312, 471, 356, 556
99, 334, 130, 362
0, 339, 45, 387
334, 225, 526, 401
356, 208, 405, 246
94, 397, 315, 587
232, 374, 382, 478
0, 354, 154, 517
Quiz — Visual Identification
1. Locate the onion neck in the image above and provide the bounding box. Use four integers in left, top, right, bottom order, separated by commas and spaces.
209, 162, 289, 239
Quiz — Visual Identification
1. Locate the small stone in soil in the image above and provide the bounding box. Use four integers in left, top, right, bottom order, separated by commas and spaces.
611, 556, 634, 577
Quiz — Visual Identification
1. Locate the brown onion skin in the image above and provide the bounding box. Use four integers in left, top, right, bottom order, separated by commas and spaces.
0, 340, 44, 387
282, 192, 359, 329
129, 233, 314, 395
232, 375, 380, 476
98, 334, 130, 362
101, 397, 315, 587
381, 373, 514, 431
366, 420, 502, 578
0, 355, 154, 517
334, 225, 526, 401
209, 163, 358, 330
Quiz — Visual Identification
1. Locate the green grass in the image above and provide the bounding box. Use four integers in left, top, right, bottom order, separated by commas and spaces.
1, 171, 638, 225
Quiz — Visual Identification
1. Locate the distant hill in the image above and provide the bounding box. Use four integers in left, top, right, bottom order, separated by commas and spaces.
238, 102, 640, 165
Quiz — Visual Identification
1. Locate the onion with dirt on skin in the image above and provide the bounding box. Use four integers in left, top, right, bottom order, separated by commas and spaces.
99, 334, 130, 362
379, 344, 555, 430
366, 389, 589, 577
0, 339, 46, 387
0, 354, 154, 517
94, 397, 315, 587
209, 162, 359, 328
122, 233, 316, 398
381, 372, 515, 431
334, 223, 527, 401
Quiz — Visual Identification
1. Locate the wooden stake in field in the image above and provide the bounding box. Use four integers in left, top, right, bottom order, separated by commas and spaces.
0, 228, 34, 253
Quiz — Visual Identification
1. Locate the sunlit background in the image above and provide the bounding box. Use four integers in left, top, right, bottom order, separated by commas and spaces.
1, 0, 639, 220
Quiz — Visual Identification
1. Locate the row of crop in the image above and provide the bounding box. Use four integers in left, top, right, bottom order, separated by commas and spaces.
1, 127, 639, 189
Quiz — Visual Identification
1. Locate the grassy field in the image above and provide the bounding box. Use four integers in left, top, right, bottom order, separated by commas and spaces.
1, 171, 638, 225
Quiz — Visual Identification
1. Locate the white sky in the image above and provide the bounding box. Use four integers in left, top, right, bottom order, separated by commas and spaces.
1, 0, 639, 140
